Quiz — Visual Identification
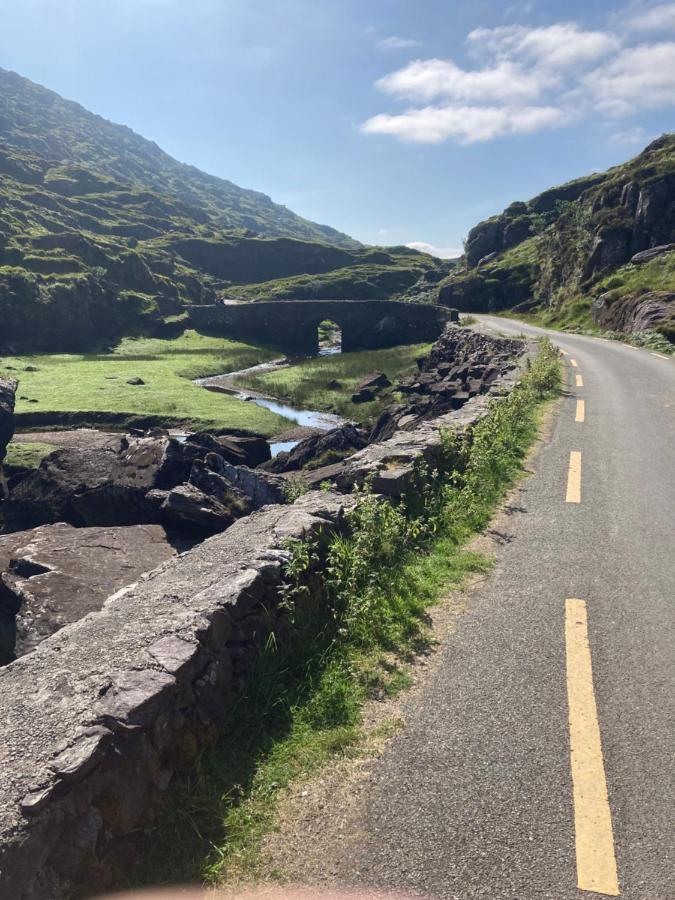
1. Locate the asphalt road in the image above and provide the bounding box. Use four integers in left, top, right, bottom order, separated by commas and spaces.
340, 317, 675, 899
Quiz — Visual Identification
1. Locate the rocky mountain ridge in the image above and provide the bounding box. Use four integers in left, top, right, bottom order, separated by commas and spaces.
438, 135, 675, 341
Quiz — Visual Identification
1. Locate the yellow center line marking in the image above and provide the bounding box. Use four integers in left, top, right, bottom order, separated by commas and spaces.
565, 599, 620, 896
560, 349, 569, 356
575, 399, 585, 422
651, 352, 670, 360
576, 374, 584, 388
570, 359, 579, 367
566, 451, 582, 503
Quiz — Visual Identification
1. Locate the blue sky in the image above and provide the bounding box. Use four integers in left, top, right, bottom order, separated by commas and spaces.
1, 0, 674, 255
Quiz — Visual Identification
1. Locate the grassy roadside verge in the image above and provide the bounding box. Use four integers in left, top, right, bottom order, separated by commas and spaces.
499, 307, 674, 355
131, 340, 561, 890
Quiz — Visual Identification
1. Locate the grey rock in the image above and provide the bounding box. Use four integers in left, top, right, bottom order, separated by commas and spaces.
263, 423, 368, 474
351, 388, 376, 403
356, 371, 391, 392
0, 378, 18, 496
0, 522, 181, 664
125, 377, 145, 385
630, 243, 675, 264
592, 290, 675, 334
160, 483, 247, 533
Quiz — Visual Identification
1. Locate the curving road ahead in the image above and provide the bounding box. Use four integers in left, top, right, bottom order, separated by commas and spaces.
332, 317, 675, 899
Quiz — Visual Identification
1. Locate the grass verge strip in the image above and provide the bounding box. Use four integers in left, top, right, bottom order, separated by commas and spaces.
130, 339, 562, 889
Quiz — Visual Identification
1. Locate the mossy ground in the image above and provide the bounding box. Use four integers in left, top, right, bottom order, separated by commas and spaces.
4, 441, 54, 469
3, 330, 292, 435
233, 343, 431, 423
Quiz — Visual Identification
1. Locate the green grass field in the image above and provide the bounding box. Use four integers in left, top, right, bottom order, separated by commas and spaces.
2, 331, 292, 435
234, 343, 431, 422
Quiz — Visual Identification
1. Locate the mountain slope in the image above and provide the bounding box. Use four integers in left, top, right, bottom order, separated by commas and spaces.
0, 68, 445, 352
438, 135, 675, 341
0, 67, 357, 249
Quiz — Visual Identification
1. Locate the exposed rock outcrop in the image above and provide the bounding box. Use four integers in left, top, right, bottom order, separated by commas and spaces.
262, 423, 369, 474
0, 378, 18, 498
1, 432, 267, 533
0, 523, 181, 665
591, 291, 675, 335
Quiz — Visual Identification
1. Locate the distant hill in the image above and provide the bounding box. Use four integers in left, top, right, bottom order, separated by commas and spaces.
0, 68, 443, 352
438, 135, 675, 341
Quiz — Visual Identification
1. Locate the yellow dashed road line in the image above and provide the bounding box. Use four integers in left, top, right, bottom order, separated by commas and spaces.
575, 399, 585, 423
570, 359, 579, 368
651, 352, 670, 360
576, 374, 584, 388
566, 451, 582, 503
565, 599, 620, 896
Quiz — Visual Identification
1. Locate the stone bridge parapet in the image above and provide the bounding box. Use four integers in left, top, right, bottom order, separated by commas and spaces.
187, 299, 457, 354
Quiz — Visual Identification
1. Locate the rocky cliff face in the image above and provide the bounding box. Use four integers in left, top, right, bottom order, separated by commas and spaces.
439, 135, 675, 336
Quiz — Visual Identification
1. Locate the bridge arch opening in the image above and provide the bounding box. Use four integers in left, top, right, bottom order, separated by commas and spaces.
317, 318, 342, 355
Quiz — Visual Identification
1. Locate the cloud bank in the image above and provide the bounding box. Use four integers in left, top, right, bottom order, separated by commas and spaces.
362, 7, 675, 144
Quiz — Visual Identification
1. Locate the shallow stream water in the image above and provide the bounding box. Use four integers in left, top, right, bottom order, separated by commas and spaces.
194, 344, 346, 456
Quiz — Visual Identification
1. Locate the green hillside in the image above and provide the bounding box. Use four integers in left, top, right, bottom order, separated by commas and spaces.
0, 67, 446, 352
0, 67, 357, 248
438, 135, 675, 341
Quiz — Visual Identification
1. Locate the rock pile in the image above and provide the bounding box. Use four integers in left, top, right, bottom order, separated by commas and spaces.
1, 431, 273, 535
371, 326, 522, 441
262, 422, 369, 474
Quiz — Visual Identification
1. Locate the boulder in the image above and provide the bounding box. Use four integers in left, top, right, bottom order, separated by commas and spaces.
0, 378, 17, 499
351, 388, 376, 403
206, 459, 287, 508
158, 483, 248, 534
630, 244, 675, 265
126, 377, 145, 386
356, 371, 391, 392
0, 523, 180, 664
262, 423, 368, 474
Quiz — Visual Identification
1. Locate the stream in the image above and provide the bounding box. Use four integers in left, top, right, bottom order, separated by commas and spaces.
194, 346, 346, 456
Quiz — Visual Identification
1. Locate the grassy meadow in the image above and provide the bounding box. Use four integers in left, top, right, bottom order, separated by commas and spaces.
2, 330, 291, 435
234, 342, 432, 422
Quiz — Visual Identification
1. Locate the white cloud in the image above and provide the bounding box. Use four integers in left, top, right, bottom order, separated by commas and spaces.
376, 36, 422, 51
362, 13, 674, 147
376, 58, 546, 103
626, 3, 675, 33
406, 241, 463, 259
608, 125, 652, 145
583, 42, 675, 116
467, 23, 619, 70
363, 104, 567, 144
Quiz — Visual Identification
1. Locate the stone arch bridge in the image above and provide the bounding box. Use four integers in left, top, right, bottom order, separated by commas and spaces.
187, 300, 457, 355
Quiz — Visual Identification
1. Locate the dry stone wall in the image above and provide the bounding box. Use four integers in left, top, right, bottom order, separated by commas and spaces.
0, 330, 532, 900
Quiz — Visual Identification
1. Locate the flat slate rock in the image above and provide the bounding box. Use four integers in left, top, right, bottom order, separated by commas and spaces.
0, 522, 181, 663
